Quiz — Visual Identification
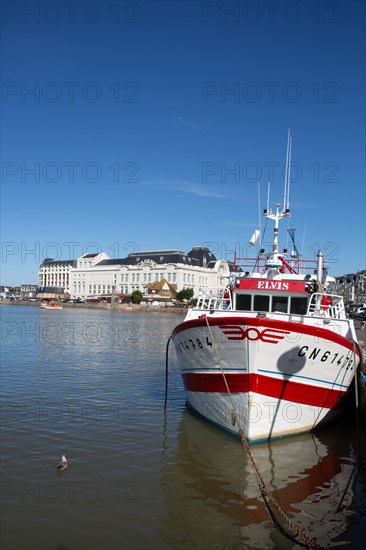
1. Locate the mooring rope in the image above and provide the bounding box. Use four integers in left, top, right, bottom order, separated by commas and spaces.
353, 339, 362, 411
204, 316, 326, 550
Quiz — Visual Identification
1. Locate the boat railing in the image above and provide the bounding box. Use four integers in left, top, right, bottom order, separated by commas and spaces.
195, 288, 232, 311
233, 256, 318, 275
307, 293, 346, 320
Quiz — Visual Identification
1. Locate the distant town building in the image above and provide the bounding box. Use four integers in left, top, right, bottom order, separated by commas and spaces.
38, 258, 76, 291
36, 287, 68, 300
146, 278, 178, 299
38, 247, 231, 300
329, 270, 366, 304
20, 284, 38, 297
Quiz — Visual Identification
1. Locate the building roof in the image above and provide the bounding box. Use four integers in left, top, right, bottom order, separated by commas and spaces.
146, 279, 177, 296
36, 286, 67, 294
39, 247, 219, 270
95, 247, 217, 268
40, 259, 76, 267
129, 249, 186, 256
187, 246, 217, 267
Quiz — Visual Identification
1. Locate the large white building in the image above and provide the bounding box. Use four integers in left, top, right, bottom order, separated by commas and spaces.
38, 247, 231, 300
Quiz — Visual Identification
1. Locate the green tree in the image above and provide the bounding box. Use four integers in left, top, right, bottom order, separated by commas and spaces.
176, 288, 194, 302
131, 290, 143, 304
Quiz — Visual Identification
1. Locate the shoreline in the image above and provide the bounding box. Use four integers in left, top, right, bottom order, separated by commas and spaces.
0, 299, 187, 314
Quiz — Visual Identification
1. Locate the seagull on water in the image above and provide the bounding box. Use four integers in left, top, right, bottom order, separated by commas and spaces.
56, 454, 68, 471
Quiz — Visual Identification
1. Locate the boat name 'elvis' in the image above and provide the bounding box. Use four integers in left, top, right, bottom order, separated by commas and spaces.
257, 281, 290, 290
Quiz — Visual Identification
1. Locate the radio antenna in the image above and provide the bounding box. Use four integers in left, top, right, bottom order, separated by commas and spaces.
287, 132, 292, 209
257, 181, 262, 238
283, 129, 292, 211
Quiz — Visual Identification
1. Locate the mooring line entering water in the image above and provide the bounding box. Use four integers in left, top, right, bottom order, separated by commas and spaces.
203, 316, 326, 550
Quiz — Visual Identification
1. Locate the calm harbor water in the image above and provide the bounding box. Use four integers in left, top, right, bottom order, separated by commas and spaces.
1, 305, 365, 550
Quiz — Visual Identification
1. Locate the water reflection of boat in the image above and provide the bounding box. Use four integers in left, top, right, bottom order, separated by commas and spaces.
160, 409, 358, 549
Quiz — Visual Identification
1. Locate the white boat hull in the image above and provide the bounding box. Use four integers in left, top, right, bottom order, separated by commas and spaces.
172, 315, 359, 442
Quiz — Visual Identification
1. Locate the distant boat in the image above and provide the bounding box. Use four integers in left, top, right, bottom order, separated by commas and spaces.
40, 301, 63, 310
171, 132, 361, 443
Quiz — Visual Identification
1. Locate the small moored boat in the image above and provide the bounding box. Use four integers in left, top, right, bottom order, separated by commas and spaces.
40, 301, 63, 310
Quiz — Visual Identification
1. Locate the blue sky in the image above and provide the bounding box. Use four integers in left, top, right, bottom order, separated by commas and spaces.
1, 0, 365, 286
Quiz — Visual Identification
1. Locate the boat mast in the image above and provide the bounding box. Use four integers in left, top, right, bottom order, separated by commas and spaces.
263, 131, 292, 265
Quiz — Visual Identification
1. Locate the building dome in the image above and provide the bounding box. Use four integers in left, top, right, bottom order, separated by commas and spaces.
187, 247, 217, 268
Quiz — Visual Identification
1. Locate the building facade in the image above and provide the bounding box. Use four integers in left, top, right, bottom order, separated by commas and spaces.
329, 270, 366, 305
39, 247, 231, 300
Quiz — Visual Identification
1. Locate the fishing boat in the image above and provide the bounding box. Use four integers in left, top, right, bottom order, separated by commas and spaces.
40, 301, 63, 310
171, 133, 361, 442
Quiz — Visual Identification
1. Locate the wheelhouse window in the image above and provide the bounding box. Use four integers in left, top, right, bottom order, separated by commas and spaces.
272, 296, 288, 313
236, 294, 251, 311
254, 295, 270, 312
290, 297, 308, 315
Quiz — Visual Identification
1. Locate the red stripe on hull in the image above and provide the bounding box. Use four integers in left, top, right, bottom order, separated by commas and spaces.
173, 316, 358, 354
181, 372, 346, 408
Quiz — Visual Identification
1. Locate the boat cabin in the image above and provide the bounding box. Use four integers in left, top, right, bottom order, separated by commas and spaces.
232, 278, 308, 315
